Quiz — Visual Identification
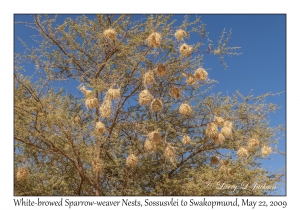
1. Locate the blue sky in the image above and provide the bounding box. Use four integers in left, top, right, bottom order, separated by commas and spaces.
14, 14, 286, 195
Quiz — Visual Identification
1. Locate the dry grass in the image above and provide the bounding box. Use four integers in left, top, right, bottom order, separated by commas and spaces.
144, 139, 155, 153
100, 100, 112, 118
85, 97, 98, 109
182, 135, 191, 144
213, 133, 225, 144
126, 154, 138, 168
147, 32, 161, 48
170, 86, 181, 99
237, 147, 249, 158
205, 122, 218, 139
180, 43, 193, 56
151, 98, 163, 112
16, 167, 29, 181
143, 70, 155, 86
179, 103, 192, 115
95, 121, 106, 135
214, 116, 224, 126
105, 88, 121, 100
247, 138, 260, 149
186, 74, 196, 85
156, 64, 167, 76
261, 145, 272, 157
221, 126, 232, 138
139, 89, 153, 105
194, 68, 208, 81
164, 143, 176, 164
175, 29, 187, 41
103, 28, 117, 40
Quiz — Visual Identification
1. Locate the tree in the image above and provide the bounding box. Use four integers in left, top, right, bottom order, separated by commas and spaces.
14, 14, 285, 196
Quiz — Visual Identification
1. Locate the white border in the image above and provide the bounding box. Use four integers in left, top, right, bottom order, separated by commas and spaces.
1, 0, 297, 209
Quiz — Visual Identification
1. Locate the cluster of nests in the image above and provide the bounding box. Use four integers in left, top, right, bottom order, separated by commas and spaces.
237, 141, 272, 158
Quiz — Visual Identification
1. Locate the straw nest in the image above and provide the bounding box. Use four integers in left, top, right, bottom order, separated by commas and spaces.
179, 103, 192, 116
180, 44, 193, 56
214, 116, 224, 126
95, 121, 106, 135
103, 28, 117, 40
213, 133, 225, 144
74, 116, 81, 124
210, 156, 219, 165
143, 70, 155, 85
148, 130, 162, 145
247, 138, 260, 149
164, 143, 176, 163
144, 139, 155, 153
224, 121, 233, 128
261, 145, 272, 157
205, 122, 218, 139
80, 87, 93, 98
182, 135, 191, 144
221, 126, 232, 138
126, 154, 139, 168
194, 68, 208, 81
147, 32, 161, 48
175, 29, 187, 41
170, 86, 181, 99
186, 74, 196, 85
156, 64, 167, 76
85, 97, 98, 109
151, 98, 163, 112
16, 167, 29, 181
139, 89, 153, 106
237, 147, 249, 158
92, 160, 103, 173
100, 100, 112, 118
105, 88, 121, 100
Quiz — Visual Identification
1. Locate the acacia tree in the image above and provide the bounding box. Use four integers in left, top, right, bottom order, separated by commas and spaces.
14, 14, 284, 196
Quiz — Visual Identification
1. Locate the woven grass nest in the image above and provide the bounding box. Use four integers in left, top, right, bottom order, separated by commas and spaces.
179, 103, 192, 116
186, 74, 196, 85
144, 139, 155, 153
164, 143, 176, 163
224, 121, 233, 128
151, 98, 163, 112
214, 116, 224, 126
95, 121, 106, 135
175, 29, 187, 41
221, 126, 232, 138
148, 130, 162, 145
143, 70, 155, 86
16, 167, 29, 181
105, 88, 121, 100
247, 138, 260, 149
85, 97, 98, 109
180, 43, 193, 56
210, 156, 219, 165
205, 122, 218, 139
182, 135, 191, 144
213, 133, 225, 144
237, 147, 249, 158
170, 86, 181, 99
147, 32, 161, 48
194, 68, 208, 81
100, 100, 112, 118
80, 86, 93, 98
261, 145, 272, 157
126, 154, 139, 168
156, 64, 167, 76
103, 28, 117, 40
139, 89, 153, 106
